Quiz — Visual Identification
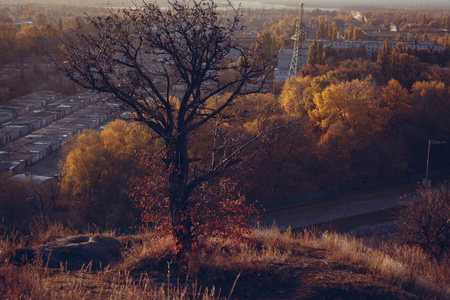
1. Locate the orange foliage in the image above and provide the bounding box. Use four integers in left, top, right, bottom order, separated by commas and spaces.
381, 79, 410, 114
310, 79, 392, 144
129, 152, 257, 253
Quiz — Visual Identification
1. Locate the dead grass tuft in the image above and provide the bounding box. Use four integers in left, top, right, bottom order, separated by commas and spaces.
319, 232, 450, 299
1, 222, 449, 299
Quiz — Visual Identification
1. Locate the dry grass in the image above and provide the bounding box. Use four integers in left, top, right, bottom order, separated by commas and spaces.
1, 221, 449, 299
192, 225, 298, 272
0, 263, 223, 299
316, 232, 450, 299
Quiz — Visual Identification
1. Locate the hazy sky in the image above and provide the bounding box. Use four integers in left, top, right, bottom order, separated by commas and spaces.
229, 0, 450, 10
3, 0, 450, 10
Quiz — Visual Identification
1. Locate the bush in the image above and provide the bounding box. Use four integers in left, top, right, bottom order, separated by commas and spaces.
0, 179, 36, 231
397, 185, 450, 260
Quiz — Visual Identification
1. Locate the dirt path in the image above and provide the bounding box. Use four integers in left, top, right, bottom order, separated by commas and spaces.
23, 148, 66, 177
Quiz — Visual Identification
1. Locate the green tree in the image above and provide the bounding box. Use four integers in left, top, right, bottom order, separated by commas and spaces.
395, 34, 405, 41
331, 27, 338, 41
317, 41, 324, 64
58, 16, 63, 30
302, 70, 347, 110
396, 53, 424, 88
409, 80, 450, 137
357, 43, 367, 58
421, 13, 428, 25
36, 12, 47, 27
257, 30, 278, 60
316, 22, 328, 39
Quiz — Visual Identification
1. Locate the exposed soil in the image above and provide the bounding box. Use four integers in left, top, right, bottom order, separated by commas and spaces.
120, 245, 420, 299
190, 246, 419, 299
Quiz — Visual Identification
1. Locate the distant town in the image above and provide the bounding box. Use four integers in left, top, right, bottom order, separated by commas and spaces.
0, 91, 124, 179
0, 2, 449, 180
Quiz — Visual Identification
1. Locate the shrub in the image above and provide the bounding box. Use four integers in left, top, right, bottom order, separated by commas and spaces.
397, 185, 450, 260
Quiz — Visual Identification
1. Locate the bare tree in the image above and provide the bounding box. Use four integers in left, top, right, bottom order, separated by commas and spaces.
57, 0, 272, 255
398, 185, 450, 261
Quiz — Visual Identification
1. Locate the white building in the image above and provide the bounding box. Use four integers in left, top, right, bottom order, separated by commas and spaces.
275, 39, 445, 81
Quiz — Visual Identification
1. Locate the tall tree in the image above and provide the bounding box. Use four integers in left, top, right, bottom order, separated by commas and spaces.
317, 41, 324, 64
307, 40, 319, 65
331, 27, 338, 41
344, 25, 353, 40
377, 40, 391, 82
57, 0, 271, 256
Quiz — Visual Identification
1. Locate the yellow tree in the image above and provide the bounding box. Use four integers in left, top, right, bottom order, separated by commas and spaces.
310, 79, 392, 145
409, 81, 450, 138
278, 75, 313, 118
302, 70, 348, 112
381, 79, 410, 114
377, 40, 391, 82
61, 120, 152, 227
310, 79, 393, 184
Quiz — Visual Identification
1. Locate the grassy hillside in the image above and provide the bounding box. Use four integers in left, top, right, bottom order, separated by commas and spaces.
1, 222, 448, 299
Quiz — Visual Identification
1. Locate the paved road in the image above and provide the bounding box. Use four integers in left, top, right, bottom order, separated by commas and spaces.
262, 192, 417, 229
24, 148, 65, 177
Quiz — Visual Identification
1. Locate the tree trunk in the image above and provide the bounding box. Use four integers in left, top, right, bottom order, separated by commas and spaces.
167, 132, 193, 257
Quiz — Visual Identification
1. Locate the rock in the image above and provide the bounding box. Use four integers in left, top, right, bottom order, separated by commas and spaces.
35, 235, 122, 270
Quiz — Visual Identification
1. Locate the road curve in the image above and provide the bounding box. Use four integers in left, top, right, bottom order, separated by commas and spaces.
262, 192, 417, 229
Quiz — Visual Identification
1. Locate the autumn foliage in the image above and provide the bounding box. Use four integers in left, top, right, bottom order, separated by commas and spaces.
129, 151, 257, 253
60, 120, 152, 228
398, 185, 450, 261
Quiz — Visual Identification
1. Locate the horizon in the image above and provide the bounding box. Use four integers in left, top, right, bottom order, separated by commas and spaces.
2, 0, 450, 10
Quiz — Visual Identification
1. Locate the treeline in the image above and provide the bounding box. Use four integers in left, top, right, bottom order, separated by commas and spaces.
0, 3, 107, 24
1, 5, 450, 230
5, 68, 447, 229
306, 40, 450, 75
246, 59, 450, 205
0, 22, 61, 66
0, 6, 107, 67
15, 62, 448, 228
257, 9, 450, 54
0, 5, 110, 100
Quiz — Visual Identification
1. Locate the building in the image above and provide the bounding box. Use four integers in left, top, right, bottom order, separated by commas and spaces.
275, 39, 445, 81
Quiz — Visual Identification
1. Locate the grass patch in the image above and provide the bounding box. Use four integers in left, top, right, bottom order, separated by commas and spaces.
1, 222, 449, 299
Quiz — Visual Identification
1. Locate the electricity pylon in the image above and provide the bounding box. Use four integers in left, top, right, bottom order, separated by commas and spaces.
287, 3, 306, 79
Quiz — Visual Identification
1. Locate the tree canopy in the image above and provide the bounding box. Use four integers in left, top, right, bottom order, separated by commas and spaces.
57, 0, 271, 256
61, 120, 152, 227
